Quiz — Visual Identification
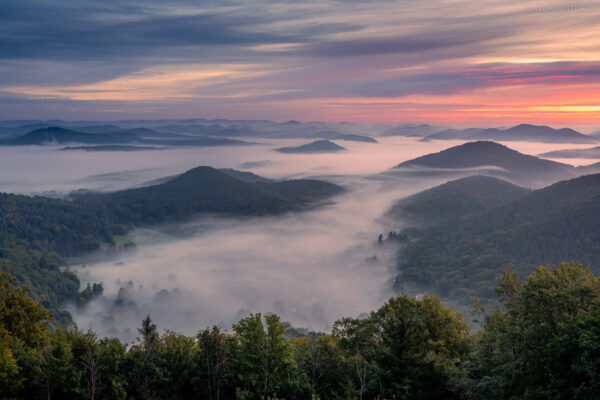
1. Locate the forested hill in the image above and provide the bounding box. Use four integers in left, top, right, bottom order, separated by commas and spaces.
0, 193, 122, 317
74, 166, 343, 224
396, 173, 600, 305
0, 167, 343, 315
387, 175, 530, 225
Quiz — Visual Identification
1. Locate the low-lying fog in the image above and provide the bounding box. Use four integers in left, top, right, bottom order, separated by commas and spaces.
0, 136, 593, 342
70, 178, 434, 342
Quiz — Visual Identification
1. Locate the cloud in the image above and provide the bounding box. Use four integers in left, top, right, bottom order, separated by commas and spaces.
1, 0, 600, 125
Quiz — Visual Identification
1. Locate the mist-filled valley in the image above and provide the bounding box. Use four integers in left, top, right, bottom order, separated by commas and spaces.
0, 132, 452, 340
5, 1, 600, 397
2, 121, 600, 342
3, 118, 600, 400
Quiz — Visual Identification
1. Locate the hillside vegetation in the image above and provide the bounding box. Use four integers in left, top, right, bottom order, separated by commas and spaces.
396, 173, 600, 305
0, 167, 343, 314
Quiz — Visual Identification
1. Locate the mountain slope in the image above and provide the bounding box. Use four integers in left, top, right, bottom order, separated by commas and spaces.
387, 175, 529, 225
393, 141, 575, 186
0, 193, 124, 316
396, 173, 600, 305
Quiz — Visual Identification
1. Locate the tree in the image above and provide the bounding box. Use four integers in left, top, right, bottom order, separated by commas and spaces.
196, 326, 232, 400
66, 328, 101, 400
294, 334, 354, 399
371, 295, 471, 400
159, 331, 196, 399
0, 271, 49, 348
129, 315, 164, 400
333, 317, 377, 400
233, 313, 305, 399
470, 262, 600, 399
0, 327, 20, 395
0, 271, 50, 398
36, 330, 82, 400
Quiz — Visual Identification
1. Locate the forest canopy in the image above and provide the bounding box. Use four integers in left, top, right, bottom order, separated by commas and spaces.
2, 262, 599, 399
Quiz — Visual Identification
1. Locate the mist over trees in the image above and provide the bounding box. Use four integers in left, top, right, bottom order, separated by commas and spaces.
0, 166, 343, 322
2, 262, 599, 399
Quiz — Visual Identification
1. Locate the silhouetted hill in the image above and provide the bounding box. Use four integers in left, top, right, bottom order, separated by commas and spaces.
539, 145, 600, 159
396, 173, 600, 305
277, 140, 346, 154
423, 124, 597, 144
393, 141, 575, 185
0, 123, 55, 137
61, 145, 163, 152
1, 127, 142, 145
75, 166, 343, 224
387, 175, 529, 225
1, 127, 254, 147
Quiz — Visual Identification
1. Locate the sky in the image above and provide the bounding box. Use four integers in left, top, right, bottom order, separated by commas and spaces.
1, 0, 600, 128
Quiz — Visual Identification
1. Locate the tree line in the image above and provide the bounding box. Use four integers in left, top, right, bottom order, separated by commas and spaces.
1, 262, 600, 399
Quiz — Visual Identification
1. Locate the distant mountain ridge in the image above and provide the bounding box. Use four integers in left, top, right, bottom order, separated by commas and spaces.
380, 124, 438, 137
422, 124, 596, 144
2, 127, 142, 145
0, 127, 253, 147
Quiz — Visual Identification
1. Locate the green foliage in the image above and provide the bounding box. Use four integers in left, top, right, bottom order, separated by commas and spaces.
0, 192, 122, 313
195, 326, 233, 400
0, 271, 50, 349
469, 262, 600, 399
3, 263, 600, 399
293, 335, 354, 399
333, 296, 471, 400
233, 313, 308, 399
